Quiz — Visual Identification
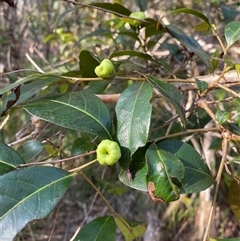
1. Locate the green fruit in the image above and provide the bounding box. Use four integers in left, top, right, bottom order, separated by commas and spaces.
129, 11, 146, 27
96, 140, 121, 165
94, 59, 114, 78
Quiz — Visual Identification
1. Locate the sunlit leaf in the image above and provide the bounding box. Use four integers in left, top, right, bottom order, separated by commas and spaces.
0, 166, 73, 240
215, 110, 230, 125
115, 216, 147, 241
225, 21, 240, 49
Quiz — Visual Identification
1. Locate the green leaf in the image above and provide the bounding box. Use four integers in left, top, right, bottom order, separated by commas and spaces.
73, 216, 116, 241
115, 82, 152, 155
17, 140, 44, 162
90, 3, 131, 16
85, 80, 110, 94
110, 50, 170, 70
14, 76, 62, 105
71, 137, 94, 156
119, 145, 149, 191
195, 78, 209, 93
221, 5, 240, 23
157, 139, 214, 194
0, 142, 25, 175
235, 64, 240, 79
0, 85, 21, 116
143, 75, 186, 127
0, 73, 63, 95
115, 216, 147, 241
79, 50, 100, 78
228, 176, 240, 223
24, 91, 113, 139
0, 166, 73, 240
166, 8, 211, 28
215, 110, 230, 125
146, 143, 185, 202
135, 0, 147, 11
225, 21, 240, 49
165, 24, 213, 71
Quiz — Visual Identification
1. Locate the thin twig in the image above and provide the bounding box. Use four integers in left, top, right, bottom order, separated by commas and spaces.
80, 171, 140, 241
48, 203, 62, 241
150, 127, 220, 143
202, 136, 229, 241
17, 151, 96, 168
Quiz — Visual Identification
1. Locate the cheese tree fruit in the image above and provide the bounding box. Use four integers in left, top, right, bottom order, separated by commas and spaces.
94, 59, 115, 78
96, 140, 121, 165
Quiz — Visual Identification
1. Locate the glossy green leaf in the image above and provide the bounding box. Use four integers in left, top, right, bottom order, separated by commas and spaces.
165, 24, 212, 71
221, 5, 240, 23
24, 91, 112, 139
0, 166, 73, 240
215, 110, 230, 125
71, 137, 94, 156
110, 50, 170, 70
0, 85, 21, 116
143, 75, 186, 127
166, 8, 211, 28
135, 0, 147, 11
195, 78, 208, 93
73, 216, 116, 241
79, 50, 100, 78
119, 145, 149, 191
157, 139, 214, 193
0, 142, 25, 175
146, 144, 185, 202
115, 216, 147, 241
115, 81, 152, 155
90, 3, 131, 16
14, 76, 62, 105
17, 140, 44, 162
85, 80, 110, 94
0, 73, 63, 95
225, 21, 240, 49
228, 176, 240, 223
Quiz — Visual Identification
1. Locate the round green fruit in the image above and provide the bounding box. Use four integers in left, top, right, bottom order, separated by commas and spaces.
129, 11, 146, 27
94, 59, 114, 78
96, 140, 121, 166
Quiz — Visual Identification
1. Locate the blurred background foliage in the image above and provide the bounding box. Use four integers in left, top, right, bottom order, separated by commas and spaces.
0, 0, 240, 240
